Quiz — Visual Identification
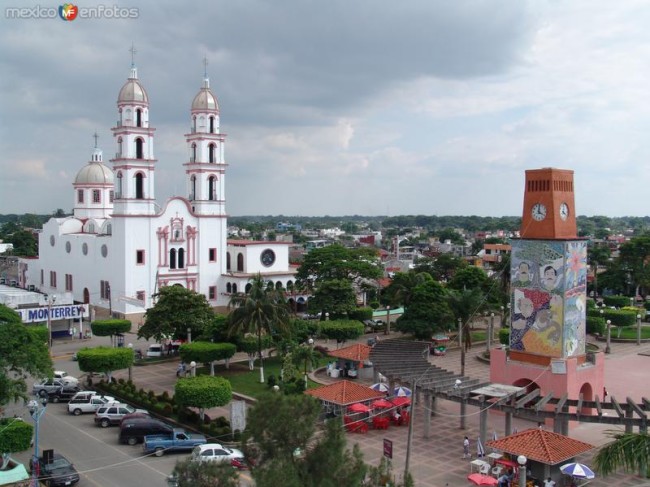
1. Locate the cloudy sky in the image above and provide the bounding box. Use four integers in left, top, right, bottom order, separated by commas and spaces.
1, 0, 650, 217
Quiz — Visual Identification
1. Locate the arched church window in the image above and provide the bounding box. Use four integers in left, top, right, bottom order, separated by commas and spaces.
135, 138, 144, 159
226, 283, 232, 293
209, 144, 215, 163
136, 109, 142, 127
226, 252, 231, 271
135, 173, 144, 199
178, 248, 185, 269
192, 116, 196, 133
208, 176, 216, 201
125, 108, 132, 125
209, 116, 215, 134
170, 248, 177, 269
245, 283, 252, 294
190, 176, 196, 200
116, 171, 123, 198
232, 283, 238, 293
276, 281, 283, 290
237, 253, 244, 272
191, 143, 196, 163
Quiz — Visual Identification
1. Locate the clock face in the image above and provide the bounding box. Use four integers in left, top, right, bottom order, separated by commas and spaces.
260, 249, 276, 267
531, 203, 547, 221
559, 203, 570, 220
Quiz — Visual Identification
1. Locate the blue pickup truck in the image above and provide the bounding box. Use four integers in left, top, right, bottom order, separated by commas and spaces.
143, 429, 207, 457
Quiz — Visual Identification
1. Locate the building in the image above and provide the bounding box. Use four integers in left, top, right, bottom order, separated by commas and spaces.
20, 60, 299, 324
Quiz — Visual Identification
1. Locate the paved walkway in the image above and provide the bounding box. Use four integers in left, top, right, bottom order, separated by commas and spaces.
84, 333, 650, 487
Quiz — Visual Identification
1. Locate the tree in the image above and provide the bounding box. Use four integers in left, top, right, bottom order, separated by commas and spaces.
290, 343, 320, 388
307, 279, 356, 318
179, 341, 236, 375
170, 454, 239, 486
318, 320, 364, 344
237, 335, 273, 371
0, 418, 33, 468
228, 274, 291, 383
447, 266, 488, 292
243, 393, 367, 487
446, 288, 486, 350
395, 281, 452, 340
381, 272, 432, 309
139, 286, 214, 343
295, 244, 381, 290
436, 228, 465, 245
76, 346, 133, 383
174, 376, 232, 422
588, 243, 611, 298
617, 237, 650, 297
414, 254, 466, 282
91, 319, 131, 347
0, 306, 52, 408
593, 431, 649, 478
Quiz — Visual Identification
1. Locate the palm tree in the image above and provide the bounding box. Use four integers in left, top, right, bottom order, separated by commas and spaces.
292, 342, 319, 388
227, 274, 291, 383
593, 431, 649, 478
446, 288, 486, 351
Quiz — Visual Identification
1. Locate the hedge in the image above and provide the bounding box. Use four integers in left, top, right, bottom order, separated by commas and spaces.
318, 320, 364, 342
586, 316, 606, 336
603, 295, 632, 308
348, 307, 374, 321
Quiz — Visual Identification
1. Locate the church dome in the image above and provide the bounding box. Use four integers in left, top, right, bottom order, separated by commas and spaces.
192, 79, 219, 112
118, 68, 148, 104
75, 161, 114, 185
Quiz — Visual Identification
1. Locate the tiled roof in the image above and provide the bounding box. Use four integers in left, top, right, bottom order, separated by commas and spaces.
304, 380, 385, 406
327, 344, 372, 362
485, 428, 594, 465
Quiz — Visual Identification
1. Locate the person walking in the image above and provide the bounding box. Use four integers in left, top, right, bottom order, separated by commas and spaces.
463, 436, 470, 459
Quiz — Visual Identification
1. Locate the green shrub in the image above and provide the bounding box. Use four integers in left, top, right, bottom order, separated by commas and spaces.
587, 316, 606, 335
348, 307, 373, 321
498, 328, 510, 346
267, 374, 277, 388
603, 295, 631, 308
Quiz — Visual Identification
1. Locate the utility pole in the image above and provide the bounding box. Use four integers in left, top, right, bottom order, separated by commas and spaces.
459, 317, 465, 377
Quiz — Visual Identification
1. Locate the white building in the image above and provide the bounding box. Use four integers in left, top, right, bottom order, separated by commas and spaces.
20, 61, 299, 324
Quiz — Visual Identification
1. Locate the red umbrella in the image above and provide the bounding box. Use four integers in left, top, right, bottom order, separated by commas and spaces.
467, 473, 498, 486
371, 399, 393, 409
390, 396, 411, 407
348, 402, 371, 413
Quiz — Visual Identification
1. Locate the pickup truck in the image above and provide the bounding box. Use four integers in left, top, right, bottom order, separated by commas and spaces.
143, 429, 207, 457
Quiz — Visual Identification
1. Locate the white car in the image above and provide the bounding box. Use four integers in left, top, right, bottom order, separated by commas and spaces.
191, 443, 247, 468
54, 370, 79, 386
67, 392, 116, 415
146, 344, 163, 358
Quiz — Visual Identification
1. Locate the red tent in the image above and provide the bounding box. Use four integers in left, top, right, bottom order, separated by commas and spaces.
371, 399, 393, 409
390, 396, 411, 407
348, 402, 371, 413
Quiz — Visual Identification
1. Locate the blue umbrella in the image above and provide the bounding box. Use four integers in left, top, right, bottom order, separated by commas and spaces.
560, 462, 595, 479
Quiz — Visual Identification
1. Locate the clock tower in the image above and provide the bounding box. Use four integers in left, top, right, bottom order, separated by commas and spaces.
521, 168, 577, 239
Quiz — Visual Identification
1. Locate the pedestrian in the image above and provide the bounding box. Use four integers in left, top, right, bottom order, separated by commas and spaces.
72, 327, 77, 339
463, 436, 470, 459
603, 386, 608, 401
543, 477, 556, 487
167, 342, 173, 356
176, 362, 185, 378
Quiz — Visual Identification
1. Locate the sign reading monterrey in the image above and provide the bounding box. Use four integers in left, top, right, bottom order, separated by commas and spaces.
16, 304, 89, 323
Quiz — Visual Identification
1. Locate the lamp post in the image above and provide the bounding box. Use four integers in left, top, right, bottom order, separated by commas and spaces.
190, 361, 197, 377
486, 312, 494, 355
458, 317, 465, 377
605, 320, 612, 354
385, 305, 391, 336
46, 295, 56, 351
187, 327, 192, 344
500, 305, 504, 328
404, 365, 435, 482
127, 343, 133, 382
517, 455, 527, 487
637, 314, 642, 346
28, 396, 48, 487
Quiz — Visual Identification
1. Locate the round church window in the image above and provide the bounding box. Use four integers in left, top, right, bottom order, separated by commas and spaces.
50, 235, 55, 247
82, 243, 88, 255
101, 244, 108, 257
66, 241, 71, 253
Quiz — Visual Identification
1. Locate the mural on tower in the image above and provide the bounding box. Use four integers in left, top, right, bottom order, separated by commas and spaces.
510, 239, 587, 358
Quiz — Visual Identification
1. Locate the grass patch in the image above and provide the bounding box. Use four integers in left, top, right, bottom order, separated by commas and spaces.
613, 326, 650, 339
196, 355, 328, 399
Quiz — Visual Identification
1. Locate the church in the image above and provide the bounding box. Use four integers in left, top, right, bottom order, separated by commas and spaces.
20, 59, 298, 324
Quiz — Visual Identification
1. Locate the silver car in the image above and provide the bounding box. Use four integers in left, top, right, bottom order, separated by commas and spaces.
94, 403, 148, 427
32, 379, 67, 397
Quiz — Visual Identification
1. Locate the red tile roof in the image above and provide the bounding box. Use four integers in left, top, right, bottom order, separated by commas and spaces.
327, 344, 372, 362
485, 428, 594, 465
304, 380, 385, 406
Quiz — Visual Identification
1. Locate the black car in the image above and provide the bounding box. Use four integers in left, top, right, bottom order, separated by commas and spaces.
30, 451, 80, 487
47, 385, 82, 403
119, 417, 173, 445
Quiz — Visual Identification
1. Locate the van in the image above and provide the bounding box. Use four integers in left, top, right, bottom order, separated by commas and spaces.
146, 344, 163, 358
119, 418, 173, 445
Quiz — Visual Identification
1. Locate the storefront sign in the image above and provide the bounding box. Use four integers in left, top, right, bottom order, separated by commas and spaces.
15, 304, 89, 323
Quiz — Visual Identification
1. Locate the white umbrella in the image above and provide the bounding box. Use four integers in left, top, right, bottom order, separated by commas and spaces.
393, 386, 412, 397
491, 431, 498, 452
370, 383, 389, 393
560, 462, 595, 479
477, 436, 486, 458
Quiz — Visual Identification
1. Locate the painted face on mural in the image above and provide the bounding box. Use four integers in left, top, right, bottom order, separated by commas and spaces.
542, 266, 557, 290
516, 262, 531, 284
518, 297, 534, 318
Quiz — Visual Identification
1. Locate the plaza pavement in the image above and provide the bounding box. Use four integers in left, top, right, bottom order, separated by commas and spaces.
55, 333, 650, 487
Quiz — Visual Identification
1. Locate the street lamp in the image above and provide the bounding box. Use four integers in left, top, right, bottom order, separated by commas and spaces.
187, 327, 192, 344
605, 320, 612, 354
45, 295, 56, 351
190, 361, 197, 377
28, 396, 48, 487
127, 343, 133, 382
385, 305, 391, 336
486, 312, 494, 355
458, 317, 465, 377
517, 455, 527, 487
637, 314, 642, 346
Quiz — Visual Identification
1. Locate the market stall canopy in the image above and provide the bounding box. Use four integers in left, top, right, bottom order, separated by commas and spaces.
390, 396, 411, 408
348, 402, 371, 413
485, 429, 594, 465
371, 399, 394, 409
467, 473, 498, 486
304, 379, 385, 406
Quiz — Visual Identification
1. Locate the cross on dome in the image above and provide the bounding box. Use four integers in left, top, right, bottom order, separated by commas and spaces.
202, 55, 210, 89
130, 43, 137, 67
93, 131, 99, 148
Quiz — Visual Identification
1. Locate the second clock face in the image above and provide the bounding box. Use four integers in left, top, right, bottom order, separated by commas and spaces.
559, 203, 570, 220
260, 249, 276, 267
531, 203, 547, 221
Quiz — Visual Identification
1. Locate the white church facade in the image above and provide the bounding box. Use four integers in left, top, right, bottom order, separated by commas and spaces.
20, 61, 298, 324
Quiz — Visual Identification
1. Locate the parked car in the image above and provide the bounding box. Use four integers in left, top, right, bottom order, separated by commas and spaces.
119, 411, 151, 426
191, 443, 247, 469
33, 379, 68, 398
53, 370, 79, 386
146, 344, 163, 358
29, 451, 80, 487
142, 429, 207, 457
47, 385, 83, 403
94, 404, 148, 428
67, 392, 116, 415
119, 417, 173, 445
